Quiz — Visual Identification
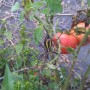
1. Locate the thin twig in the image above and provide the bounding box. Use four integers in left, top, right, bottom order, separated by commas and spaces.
2, 14, 14, 21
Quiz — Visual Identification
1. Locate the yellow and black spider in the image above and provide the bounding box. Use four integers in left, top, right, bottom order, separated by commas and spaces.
34, 33, 58, 60
44, 34, 52, 52
43, 34, 59, 59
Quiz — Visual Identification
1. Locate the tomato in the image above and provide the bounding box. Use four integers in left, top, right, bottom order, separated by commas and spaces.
86, 24, 90, 45
73, 22, 85, 29
86, 24, 90, 30
52, 32, 78, 54
70, 22, 89, 45
70, 29, 85, 45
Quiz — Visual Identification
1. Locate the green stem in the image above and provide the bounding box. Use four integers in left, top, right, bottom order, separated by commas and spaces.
34, 15, 53, 38
34, 15, 49, 34
62, 29, 90, 90
77, 29, 90, 54
63, 29, 90, 90
63, 59, 76, 90
79, 65, 90, 90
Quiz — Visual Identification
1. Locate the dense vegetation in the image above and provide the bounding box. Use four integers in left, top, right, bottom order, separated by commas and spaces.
0, 0, 90, 90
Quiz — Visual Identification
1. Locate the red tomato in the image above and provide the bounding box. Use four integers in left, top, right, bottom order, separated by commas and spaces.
85, 24, 90, 45
70, 22, 89, 45
70, 29, 85, 45
86, 23, 90, 28
73, 22, 85, 29
52, 32, 78, 54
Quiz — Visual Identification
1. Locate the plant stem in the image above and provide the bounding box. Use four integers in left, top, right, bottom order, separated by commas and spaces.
34, 15, 49, 34
34, 15, 54, 38
63, 59, 76, 90
79, 65, 90, 90
63, 29, 90, 90
77, 29, 90, 54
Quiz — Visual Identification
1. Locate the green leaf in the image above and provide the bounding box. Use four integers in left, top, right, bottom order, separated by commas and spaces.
43, 69, 52, 76
12, 73, 23, 82
11, 2, 20, 11
67, 47, 77, 57
45, 0, 62, 14
4, 31, 12, 40
49, 82, 59, 90
31, 1, 43, 9
20, 11, 24, 22
47, 63, 56, 69
67, 47, 75, 53
34, 26, 43, 45
0, 39, 4, 44
2, 64, 14, 90
41, 8, 49, 15
87, 0, 90, 7
15, 43, 23, 55
29, 14, 34, 20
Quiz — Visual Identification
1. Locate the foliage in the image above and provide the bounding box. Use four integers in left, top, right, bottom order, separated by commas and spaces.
0, 0, 90, 90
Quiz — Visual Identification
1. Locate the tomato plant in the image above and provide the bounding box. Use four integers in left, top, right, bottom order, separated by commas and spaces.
0, 0, 90, 90
52, 32, 78, 54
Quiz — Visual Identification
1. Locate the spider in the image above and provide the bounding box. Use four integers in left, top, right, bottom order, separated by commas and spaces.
34, 33, 58, 61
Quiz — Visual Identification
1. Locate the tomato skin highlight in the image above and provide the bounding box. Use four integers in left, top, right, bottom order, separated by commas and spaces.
52, 32, 78, 54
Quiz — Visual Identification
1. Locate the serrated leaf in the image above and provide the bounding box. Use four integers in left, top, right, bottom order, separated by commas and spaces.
45, 0, 62, 14
2, 64, 14, 90
11, 2, 20, 11
87, 0, 90, 7
34, 26, 43, 45
4, 31, 12, 40
15, 43, 23, 55
47, 63, 56, 69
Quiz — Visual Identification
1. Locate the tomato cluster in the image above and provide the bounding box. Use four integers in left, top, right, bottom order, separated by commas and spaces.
70, 22, 90, 45
52, 22, 90, 54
